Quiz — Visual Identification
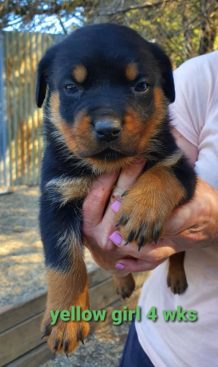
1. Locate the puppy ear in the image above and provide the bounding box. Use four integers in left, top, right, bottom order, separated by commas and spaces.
148, 43, 175, 103
36, 47, 55, 108
36, 58, 47, 108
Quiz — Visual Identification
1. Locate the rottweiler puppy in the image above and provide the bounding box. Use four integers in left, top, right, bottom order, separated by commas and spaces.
36, 23, 196, 354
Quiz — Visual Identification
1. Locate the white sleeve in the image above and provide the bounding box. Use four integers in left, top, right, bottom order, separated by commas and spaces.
169, 51, 218, 188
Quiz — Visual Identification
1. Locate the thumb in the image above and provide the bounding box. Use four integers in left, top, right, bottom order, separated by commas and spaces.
83, 172, 118, 226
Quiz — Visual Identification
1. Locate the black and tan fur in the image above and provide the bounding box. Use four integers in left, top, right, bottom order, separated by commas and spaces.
37, 24, 196, 354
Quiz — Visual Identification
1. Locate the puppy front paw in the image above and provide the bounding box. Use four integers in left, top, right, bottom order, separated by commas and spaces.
41, 313, 90, 355
41, 284, 90, 355
116, 167, 186, 250
115, 189, 164, 249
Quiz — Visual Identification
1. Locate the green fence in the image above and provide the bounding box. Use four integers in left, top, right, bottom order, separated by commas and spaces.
0, 31, 62, 190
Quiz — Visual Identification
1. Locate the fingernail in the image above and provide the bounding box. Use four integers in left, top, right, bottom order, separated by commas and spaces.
115, 263, 125, 270
109, 231, 123, 246
111, 200, 121, 213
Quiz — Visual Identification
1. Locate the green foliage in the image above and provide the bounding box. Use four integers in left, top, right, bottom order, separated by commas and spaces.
0, 0, 217, 66
109, 0, 218, 66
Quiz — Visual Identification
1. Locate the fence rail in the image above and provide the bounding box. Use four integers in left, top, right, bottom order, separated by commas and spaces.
0, 31, 62, 190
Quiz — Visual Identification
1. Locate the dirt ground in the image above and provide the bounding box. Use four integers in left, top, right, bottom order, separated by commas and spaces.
0, 186, 94, 308
0, 186, 45, 307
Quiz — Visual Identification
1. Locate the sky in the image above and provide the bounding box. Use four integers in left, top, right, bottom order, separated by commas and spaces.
3, 10, 83, 34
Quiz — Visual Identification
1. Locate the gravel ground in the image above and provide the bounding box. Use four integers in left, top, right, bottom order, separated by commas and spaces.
0, 186, 95, 308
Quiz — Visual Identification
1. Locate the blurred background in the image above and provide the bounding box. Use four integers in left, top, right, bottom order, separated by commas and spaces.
0, 1, 217, 366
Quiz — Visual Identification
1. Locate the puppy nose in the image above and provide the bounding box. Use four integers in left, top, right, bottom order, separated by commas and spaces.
94, 119, 121, 142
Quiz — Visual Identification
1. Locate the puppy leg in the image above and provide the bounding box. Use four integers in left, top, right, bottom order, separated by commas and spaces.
116, 164, 187, 248
40, 194, 90, 354
43, 260, 90, 354
167, 252, 188, 294
115, 156, 195, 295
116, 155, 195, 249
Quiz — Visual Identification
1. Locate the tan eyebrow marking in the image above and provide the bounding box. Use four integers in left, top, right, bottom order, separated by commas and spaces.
125, 63, 138, 81
72, 65, 87, 83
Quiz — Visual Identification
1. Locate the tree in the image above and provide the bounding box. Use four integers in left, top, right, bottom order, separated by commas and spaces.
93, 0, 218, 65
0, 0, 217, 66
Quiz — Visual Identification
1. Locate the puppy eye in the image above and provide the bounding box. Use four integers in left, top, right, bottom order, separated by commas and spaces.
64, 82, 79, 93
133, 79, 149, 93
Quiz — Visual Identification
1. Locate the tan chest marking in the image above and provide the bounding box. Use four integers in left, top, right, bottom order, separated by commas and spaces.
46, 176, 93, 207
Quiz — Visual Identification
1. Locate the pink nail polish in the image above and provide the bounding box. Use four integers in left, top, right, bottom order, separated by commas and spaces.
111, 200, 121, 213
115, 263, 125, 270
109, 231, 123, 246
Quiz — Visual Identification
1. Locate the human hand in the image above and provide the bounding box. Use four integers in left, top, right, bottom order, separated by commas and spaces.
82, 159, 145, 275
83, 167, 218, 274
83, 124, 218, 274
109, 178, 218, 273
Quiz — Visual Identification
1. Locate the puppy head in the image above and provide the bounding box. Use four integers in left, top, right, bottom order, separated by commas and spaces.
36, 23, 175, 171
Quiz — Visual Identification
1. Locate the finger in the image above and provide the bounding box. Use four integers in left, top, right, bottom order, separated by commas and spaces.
83, 172, 118, 225
115, 258, 164, 272
111, 158, 145, 199
99, 159, 146, 240
163, 180, 207, 237
117, 239, 176, 260
163, 203, 195, 236
172, 231, 207, 250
